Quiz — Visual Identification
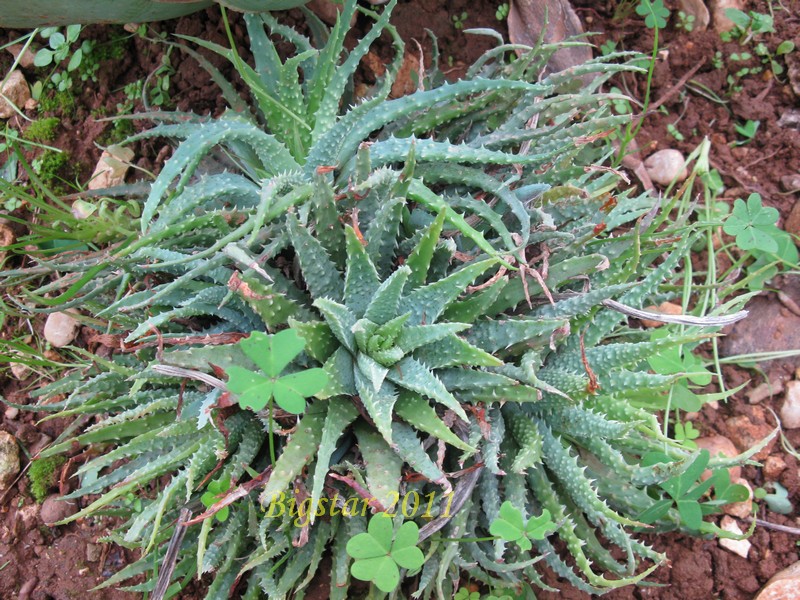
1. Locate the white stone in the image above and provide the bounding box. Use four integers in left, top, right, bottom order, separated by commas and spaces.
748, 380, 784, 404
4, 406, 19, 420
644, 149, 688, 186
0, 431, 20, 491
43, 310, 80, 348
87, 145, 135, 190
755, 560, 800, 600
719, 516, 751, 558
10, 362, 31, 380
0, 70, 31, 119
779, 381, 800, 429
722, 477, 753, 519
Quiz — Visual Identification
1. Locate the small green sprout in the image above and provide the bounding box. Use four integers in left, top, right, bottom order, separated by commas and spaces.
226, 329, 327, 414
452, 11, 468, 30
675, 10, 695, 32
674, 420, 700, 448
489, 501, 557, 552
346, 516, 425, 593
754, 482, 793, 515
201, 476, 232, 522
734, 119, 759, 145
495, 3, 509, 20
638, 450, 750, 530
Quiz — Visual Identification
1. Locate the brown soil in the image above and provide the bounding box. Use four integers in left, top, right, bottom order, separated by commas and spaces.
2, 0, 800, 598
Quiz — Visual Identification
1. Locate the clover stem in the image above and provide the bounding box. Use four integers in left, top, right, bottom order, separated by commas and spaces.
268, 396, 276, 465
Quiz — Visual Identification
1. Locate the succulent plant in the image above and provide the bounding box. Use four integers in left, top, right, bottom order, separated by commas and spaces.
1, 1, 754, 599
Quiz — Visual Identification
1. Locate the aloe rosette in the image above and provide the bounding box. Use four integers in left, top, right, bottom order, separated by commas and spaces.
0, 1, 754, 598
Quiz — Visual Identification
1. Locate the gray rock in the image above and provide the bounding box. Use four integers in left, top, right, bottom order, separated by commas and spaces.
43, 311, 80, 348
86, 542, 102, 562
0, 431, 20, 491
40, 495, 78, 525
720, 293, 800, 372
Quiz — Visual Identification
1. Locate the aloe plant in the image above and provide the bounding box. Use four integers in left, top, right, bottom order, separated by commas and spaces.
0, 2, 753, 598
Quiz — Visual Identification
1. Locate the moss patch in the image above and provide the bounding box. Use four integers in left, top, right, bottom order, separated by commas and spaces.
23, 117, 60, 142
28, 455, 66, 503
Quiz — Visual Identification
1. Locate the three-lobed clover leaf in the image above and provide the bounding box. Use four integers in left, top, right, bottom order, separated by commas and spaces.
226, 329, 327, 414
722, 193, 781, 253
636, 0, 670, 29
346, 516, 425, 593
201, 476, 231, 522
489, 501, 556, 552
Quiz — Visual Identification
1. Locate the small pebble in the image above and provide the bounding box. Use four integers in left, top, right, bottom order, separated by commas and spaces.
677, 0, 710, 32
748, 380, 784, 404
18, 577, 38, 600
784, 198, 800, 245
86, 542, 102, 562
640, 301, 683, 328
695, 435, 741, 480
0, 70, 30, 119
644, 149, 688, 186
86, 146, 135, 191
763, 455, 786, 480
4, 406, 19, 420
43, 311, 80, 348
0, 430, 20, 491
9, 362, 30, 380
779, 381, 800, 429
719, 516, 751, 558
755, 560, 800, 600
40, 495, 79, 525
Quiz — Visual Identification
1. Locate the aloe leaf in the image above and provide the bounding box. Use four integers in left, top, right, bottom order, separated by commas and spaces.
390, 422, 450, 492
354, 421, 403, 509
386, 356, 467, 422
354, 369, 397, 444
395, 392, 474, 453
260, 403, 327, 505
399, 259, 497, 326
344, 225, 382, 318
141, 120, 298, 232
363, 265, 410, 325
309, 397, 359, 523
287, 214, 344, 303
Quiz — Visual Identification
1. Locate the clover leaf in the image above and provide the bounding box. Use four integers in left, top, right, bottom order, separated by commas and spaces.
226, 329, 327, 414
722, 193, 780, 253
346, 516, 425, 593
200, 476, 231, 522
636, 0, 670, 29
638, 450, 750, 530
489, 501, 556, 552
